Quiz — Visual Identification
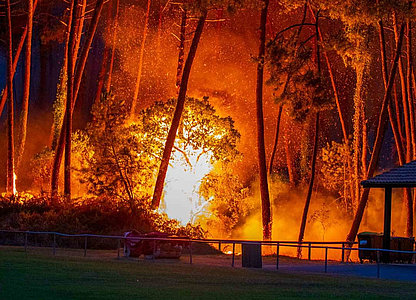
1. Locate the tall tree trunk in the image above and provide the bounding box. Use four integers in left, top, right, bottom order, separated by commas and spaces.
64, 0, 80, 199
297, 112, 319, 257
156, 0, 163, 59
269, 105, 283, 174
309, 3, 354, 206
284, 133, 296, 185
346, 23, 405, 244
297, 13, 321, 257
176, 9, 187, 92
50, 0, 75, 198
16, 0, 34, 170
105, 0, 119, 92
52, 0, 105, 198
256, 0, 272, 240
352, 65, 365, 211
152, 11, 207, 209
380, 20, 413, 236
394, 15, 412, 162
406, 20, 416, 158
73, 0, 87, 69
0, 0, 39, 117
6, 0, 15, 195
131, 0, 151, 116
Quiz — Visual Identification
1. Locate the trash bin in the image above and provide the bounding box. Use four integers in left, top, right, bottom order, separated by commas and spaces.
358, 232, 383, 263
242, 243, 262, 268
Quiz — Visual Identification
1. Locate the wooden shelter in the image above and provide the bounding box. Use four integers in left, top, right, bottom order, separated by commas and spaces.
361, 160, 416, 261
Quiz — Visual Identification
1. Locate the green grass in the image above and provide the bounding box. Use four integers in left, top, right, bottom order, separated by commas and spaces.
0, 247, 415, 299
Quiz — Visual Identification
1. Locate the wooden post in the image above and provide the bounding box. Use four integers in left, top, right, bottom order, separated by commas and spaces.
117, 239, 120, 259
341, 242, 345, 263
231, 243, 235, 267
189, 241, 193, 264
324, 247, 328, 273
53, 233, 56, 256
308, 242, 311, 260
383, 187, 392, 262
24, 232, 28, 252
276, 242, 280, 270
218, 241, 221, 252
377, 250, 380, 278
84, 236, 87, 257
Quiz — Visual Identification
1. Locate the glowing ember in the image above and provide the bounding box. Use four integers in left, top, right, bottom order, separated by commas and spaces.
161, 150, 213, 225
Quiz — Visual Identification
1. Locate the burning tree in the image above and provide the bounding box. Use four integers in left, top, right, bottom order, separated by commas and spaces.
72, 94, 240, 222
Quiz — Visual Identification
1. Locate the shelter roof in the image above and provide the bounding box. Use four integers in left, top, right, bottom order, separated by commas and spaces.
361, 160, 416, 188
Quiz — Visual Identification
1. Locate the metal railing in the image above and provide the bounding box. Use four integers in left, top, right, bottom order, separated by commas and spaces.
1, 230, 415, 279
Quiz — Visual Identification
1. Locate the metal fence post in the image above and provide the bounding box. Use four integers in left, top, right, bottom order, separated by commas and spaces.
189, 241, 193, 264
117, 239, 120, 259
308, 243, 311, 260
53, 233, 56, 256
24, 232, 28, 252
324, 247, 328, 273
276, 242, 280, 270
376, 250, 380, 279
341, 243, 345, 263
84, 236, 88, 257
231, 243, 235, 267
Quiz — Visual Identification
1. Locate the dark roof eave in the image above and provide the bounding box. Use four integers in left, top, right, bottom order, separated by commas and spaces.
361, 182, 416, 188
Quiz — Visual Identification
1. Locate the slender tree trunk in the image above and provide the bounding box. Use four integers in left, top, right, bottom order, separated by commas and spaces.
297, 13, 321, 257
73, 0, 87, 69
361, 102, 368, 177
6, 0, 15, 195
352, 65, 364, 211
52, 0, 105, 198
269, 105, 283, 174
50, 0, 75, 198
380, 20, 413, 236
176, 9, 187, 92
255, 0, 272, 240
406, 21, 416, 158
0, 0, 39, 117
156, 0, 163, 59
105, 0, 119, 92
309, 3, 354, 206
16, 0, 34, 170
297, 112, 319, 257
64, 0, 80, 199
346, 23, 405, 244
73, 0, 106, 101
152, 11, 207, 209
131, 0, 151, 116
284, 133, 296, 185
394, 15, 412, 162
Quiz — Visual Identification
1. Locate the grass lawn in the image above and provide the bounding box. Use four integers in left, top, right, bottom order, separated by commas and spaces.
0, 247, 415, 299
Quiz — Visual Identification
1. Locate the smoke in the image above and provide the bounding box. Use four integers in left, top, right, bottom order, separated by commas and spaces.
223, 176, 409, 261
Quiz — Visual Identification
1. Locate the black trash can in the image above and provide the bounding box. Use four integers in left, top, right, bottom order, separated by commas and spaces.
242, 243, 262, 268
358, 232, 383, 263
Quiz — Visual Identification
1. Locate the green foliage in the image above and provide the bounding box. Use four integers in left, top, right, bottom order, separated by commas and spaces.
320, 140, 354, 213
31, 147, 54, 193
266, 35, 333, 122
52, 67, 67, 149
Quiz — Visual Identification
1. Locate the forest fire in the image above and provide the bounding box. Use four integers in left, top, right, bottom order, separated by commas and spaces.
162, 150, 213, 225
1, 0, 416, 265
